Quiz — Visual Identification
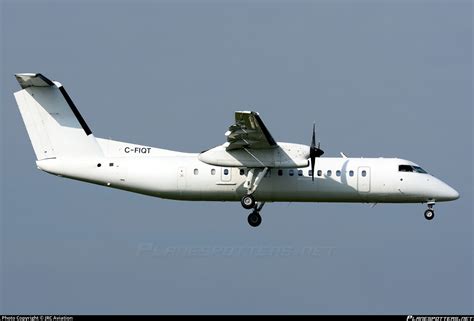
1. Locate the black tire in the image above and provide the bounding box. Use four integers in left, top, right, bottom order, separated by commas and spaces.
241, 194, 256, 209
424, 209, 434, 220
247, 211, 262, 227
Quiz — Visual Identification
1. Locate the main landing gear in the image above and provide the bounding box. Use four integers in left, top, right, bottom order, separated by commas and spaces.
246, 201, 265, 227
424, 201, 435, 221
241, 167, 268, 227
241, 194, 256, 209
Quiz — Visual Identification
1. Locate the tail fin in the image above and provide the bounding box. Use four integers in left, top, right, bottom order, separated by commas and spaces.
14, 73, 102, 160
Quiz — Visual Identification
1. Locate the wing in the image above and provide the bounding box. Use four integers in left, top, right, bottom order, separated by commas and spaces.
224, 111, 277, 150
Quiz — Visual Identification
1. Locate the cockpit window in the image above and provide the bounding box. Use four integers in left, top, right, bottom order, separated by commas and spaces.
413, 166, 428, 174
399, 164, 428, 174
399, 165, 413, 172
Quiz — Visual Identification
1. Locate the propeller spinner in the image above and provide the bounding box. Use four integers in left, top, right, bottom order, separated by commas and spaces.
309, 123, 324, 181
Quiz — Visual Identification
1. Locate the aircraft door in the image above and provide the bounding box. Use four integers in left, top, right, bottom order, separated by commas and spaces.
357, 166, 371, 192
221, 167, 231, 182
177, 167, 186, 190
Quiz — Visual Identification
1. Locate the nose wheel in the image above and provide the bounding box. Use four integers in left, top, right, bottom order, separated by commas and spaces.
424, 209, 434, 220
424, 201, 435, 220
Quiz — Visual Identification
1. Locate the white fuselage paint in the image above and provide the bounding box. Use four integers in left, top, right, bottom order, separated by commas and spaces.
35, 140, 459, 205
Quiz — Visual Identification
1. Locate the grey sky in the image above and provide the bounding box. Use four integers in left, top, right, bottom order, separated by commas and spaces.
1, 0, 472, 314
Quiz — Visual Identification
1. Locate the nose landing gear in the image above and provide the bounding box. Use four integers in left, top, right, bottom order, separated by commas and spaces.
424, 209, 434, 220
424, 201, 435, 220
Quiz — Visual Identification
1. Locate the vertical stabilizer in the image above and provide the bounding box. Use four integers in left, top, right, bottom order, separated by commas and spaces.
13, 73, 103, 160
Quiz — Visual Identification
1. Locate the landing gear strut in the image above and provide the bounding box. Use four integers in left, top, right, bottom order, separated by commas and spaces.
424, 201, 435, 220
241, 167, 268, 227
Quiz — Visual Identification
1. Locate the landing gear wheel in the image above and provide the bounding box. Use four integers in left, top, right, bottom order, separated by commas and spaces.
241, 194, 256, 209
424, 209, 434, 220
247, 211, 262, 227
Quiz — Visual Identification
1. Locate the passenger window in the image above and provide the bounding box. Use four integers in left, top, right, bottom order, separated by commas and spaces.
194, 168, 199, 175
211, 169, 216, 175
349, 170, 354, 177
327, 170, 332, 176
278, 169, 283, 176
317, 170, 322, 177
289, 169, 294, 176
298, 170, 303, 176
239, 169, 245, 176
336, 170, 341, 177
361, 170, 367, 177
308, 170, 312, 177
224, 169, 229, 175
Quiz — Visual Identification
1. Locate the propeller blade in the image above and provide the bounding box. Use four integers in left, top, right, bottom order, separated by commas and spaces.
309, 123, 324, 181
310, 123, 316, 181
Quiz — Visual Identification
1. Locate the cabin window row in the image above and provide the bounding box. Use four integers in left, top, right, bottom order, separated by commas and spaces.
276, 169, 361, 177
193, 168, 366, 177
195, 168, 229, 175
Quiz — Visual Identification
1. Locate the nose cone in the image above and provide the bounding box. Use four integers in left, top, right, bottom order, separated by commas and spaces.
439, 183, 460, 201
446, 185, 460, 200
427, 176, 460, 202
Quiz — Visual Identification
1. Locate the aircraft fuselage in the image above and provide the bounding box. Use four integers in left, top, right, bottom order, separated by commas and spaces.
35, 142, 458, 205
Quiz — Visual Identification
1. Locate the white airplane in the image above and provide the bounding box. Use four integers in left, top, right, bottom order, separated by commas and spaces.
13, 73, 459, 227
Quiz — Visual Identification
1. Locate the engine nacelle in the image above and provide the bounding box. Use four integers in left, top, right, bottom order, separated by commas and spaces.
198, 142, 310, 168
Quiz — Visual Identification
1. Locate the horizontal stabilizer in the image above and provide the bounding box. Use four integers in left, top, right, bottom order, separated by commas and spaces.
15, 73, 56, 89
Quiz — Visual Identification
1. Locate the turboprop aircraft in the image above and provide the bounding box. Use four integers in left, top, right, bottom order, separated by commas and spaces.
13, 73, 459, 227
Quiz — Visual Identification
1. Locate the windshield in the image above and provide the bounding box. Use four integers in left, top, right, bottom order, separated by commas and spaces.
412, 166, 428, 173
399, 165, 428, 174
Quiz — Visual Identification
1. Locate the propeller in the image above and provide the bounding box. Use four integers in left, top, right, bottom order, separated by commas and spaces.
309, 123, 324, 181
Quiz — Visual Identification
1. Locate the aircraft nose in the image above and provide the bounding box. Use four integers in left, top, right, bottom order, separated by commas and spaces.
441, 184, 460, 201
448, 186, 460, 200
